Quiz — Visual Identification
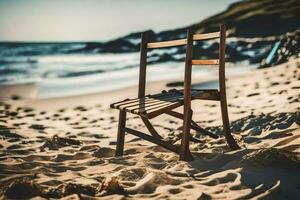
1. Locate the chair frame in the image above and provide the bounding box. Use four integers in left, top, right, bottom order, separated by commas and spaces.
112, 25, 240, 161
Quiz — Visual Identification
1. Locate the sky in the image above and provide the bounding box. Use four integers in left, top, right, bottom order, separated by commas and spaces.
0, 0, 238, 42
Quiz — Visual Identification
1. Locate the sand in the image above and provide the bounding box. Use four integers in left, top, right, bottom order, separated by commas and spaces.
0, 58, 299, 199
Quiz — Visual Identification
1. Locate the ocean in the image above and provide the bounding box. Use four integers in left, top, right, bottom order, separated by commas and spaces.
0, 42, 257, 98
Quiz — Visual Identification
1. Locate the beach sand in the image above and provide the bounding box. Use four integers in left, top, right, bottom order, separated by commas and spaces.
0, 58, 299, 199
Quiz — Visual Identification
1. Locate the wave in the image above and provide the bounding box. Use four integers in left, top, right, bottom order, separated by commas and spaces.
44, 69, 105, 78
0, 58, 37, 65
0, 40, 139, 56
0, 43, 89, 57
0, 67, 27, 74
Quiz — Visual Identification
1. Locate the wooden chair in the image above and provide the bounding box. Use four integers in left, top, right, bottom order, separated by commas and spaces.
110, 25, 240, 161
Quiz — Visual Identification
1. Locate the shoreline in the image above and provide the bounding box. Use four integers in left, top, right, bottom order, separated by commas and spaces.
0, 75, 219, 110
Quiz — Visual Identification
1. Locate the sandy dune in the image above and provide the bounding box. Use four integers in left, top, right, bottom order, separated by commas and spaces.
0, 58, 299, 199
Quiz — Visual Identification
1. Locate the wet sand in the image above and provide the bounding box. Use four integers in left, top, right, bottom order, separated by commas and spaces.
0, 58, 299, 199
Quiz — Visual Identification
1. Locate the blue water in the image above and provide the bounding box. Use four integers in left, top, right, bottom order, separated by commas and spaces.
0, 42, 256, 98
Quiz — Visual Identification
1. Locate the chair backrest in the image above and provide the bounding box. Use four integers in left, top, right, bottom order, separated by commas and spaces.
188, 25, 227, 99
138, 25, 227, 99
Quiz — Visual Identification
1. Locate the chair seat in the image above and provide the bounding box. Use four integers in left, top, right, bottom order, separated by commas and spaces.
110, 89, 220, 119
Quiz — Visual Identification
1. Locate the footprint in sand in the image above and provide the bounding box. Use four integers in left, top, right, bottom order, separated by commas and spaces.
93, 147, 115, 157
291, 86, 300, 90
58, 108, 66, 113
40, 111, 46, 115
89, 119, 98, 124
23, 108, 34, 113
74, 106, 88, 112
29, 124, 47, 130
25, 113, 35, 117
270, 82, 280, 86
61, 117, 70, 121
53, 114, 60, 118
0, 128, 23, 138
278, 90, 287, 94
82, 117, 88, 120
247, 93, 260, 97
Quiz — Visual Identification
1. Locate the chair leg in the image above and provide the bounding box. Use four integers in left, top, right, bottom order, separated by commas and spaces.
220, 101, 240, 150
180, 109, 193, 161
115, 110, 127, 156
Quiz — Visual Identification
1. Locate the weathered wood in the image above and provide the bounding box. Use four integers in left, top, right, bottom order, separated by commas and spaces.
193, 31, 220, 41
113, 94, 185, 118
110, 98, 132, 108
111, 25, 240, 161
165, 110, 183, 119
146, 101, 183, 119
124, 127, 180, 154
180, 29, 193, 161
119, 93, 183, 110
114, 88, 182, 109
118, 98, 166, 110
112, 89, 220, 112
147, 31, 220, 49
219, 24, 240, 150
131, 101, 175, 113
147, 38, 187, 49
115, 111, 127, 156
138, 32, 149, 98
113, 97, 145, 108
141, 117, 163, 139
188, 135, 203, 143
114, 92, 179, 108
165, 110, 218, 139
190, 121, 219, 139
192, 59, 219, 65
128, 101, 169, 111
134, 101, 178, 113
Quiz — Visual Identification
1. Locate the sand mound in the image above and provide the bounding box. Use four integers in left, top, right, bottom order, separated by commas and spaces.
99, 177, 125, 195
123, 170, 181, 194
241, 148, 300, 168
203, 112, 299, 137
93, 147, 116, 157
2, 178, 42, 199
46, 182, 97, 198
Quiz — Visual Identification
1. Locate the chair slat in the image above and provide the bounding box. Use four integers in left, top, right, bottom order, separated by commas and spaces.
112, 97, 145, 108
114, 96, 163, 108
147, 38, 187, 49
193, 31, 220, 41
191, 59, 219, 65
146, 101, 183, 119
113, 90, 181, 108
118, 98, 160, 109
117, 92, 182, 109
124, 127, 180, 153
134, 101, 178, 114
146, 31, 220, 49
124, 99, 171, 112
112, 89, 219, 118
125, 93, 183, 112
